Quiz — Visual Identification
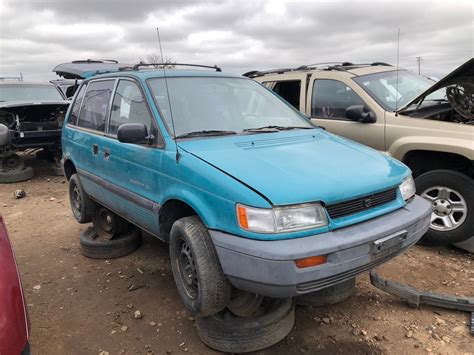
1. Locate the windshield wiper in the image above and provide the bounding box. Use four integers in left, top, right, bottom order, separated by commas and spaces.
175, 130, 237, 139
243, 125, 314, 132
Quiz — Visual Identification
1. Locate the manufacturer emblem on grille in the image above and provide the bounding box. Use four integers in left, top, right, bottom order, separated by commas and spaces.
364, 198, 372, 208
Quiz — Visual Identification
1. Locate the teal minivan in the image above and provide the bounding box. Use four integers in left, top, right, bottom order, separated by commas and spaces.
56, 61, 432, 318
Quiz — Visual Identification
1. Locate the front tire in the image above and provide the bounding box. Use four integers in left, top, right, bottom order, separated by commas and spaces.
169, 216, 230, 317
416, 170, 474, 246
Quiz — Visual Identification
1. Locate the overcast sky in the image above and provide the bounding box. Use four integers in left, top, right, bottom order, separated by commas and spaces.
0, 0, 472, 81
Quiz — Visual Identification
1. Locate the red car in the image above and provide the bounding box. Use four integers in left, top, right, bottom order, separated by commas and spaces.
0, 216, 29, 354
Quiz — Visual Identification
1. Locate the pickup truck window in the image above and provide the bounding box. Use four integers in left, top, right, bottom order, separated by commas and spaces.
109, 80, 153, 135
77, 79, 115, 132
312, 79, 364, 119
263, 80, 301, 110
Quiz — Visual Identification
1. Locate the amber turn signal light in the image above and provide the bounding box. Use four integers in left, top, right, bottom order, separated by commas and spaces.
237, 205, 249, 229
294, 255, 327, 268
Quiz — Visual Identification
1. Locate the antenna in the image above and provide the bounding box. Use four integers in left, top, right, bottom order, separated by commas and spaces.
156, 27, 180, 163
395, 28, 400, 116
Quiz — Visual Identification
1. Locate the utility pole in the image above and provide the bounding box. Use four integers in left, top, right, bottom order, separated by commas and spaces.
416, 56, 423, 75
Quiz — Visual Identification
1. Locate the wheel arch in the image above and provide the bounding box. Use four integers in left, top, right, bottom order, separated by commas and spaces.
63, 158, 77, 181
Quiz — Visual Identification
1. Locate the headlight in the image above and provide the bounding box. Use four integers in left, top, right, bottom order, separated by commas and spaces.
399, 175, 416, 201
236, 203, 328, 233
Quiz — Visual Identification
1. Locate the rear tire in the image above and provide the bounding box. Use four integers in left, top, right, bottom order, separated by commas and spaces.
68, 173, 96, 224
416, 170, 473, 246
80, 226, 141, 259
295, 278, 355, 307
196, 298, 295, 353
92, 206, 129, 240
169, 215, 230, 317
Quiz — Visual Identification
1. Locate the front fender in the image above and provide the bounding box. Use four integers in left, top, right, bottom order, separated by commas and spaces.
388, 136, 474, 161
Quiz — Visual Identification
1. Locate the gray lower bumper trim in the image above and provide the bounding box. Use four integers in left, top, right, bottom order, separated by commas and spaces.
211, 196, 432, 298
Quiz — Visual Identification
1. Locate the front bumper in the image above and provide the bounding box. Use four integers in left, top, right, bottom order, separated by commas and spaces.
210, 196, 432, 298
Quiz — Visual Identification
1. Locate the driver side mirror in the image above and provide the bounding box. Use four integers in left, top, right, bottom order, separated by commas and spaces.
117, 123, 150, 144
345, 105, 376, 123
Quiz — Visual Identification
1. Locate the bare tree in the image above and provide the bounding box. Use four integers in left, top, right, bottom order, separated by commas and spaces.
138, 53, 176, 69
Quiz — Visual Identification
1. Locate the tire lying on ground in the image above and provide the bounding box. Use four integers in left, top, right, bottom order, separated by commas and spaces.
294, 277, 356, 307
196, 297, 295, 353
0, 166, 34, 183
416, 170, 474, 246
80, 226, 142, 259
226, 288, 264, 318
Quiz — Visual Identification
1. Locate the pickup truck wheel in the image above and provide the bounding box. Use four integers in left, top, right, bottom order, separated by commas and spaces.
295, 277, 355, 307
92, 206, 129, 240
80, 226, 141, 259
226, 288, 264, 318
196, 297, 295, 353
0, 166, 34, 183
169, 216, 231, 317
416, 170, 474, 246
68, 173, 96, 224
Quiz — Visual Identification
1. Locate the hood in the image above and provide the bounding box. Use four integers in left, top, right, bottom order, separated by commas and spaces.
179, 130, 408, 206
53, 60, 131, 79
398, 58, 474, 112
0, 100, 68, 109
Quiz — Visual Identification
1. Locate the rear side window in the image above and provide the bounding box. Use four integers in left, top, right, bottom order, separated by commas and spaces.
109, 80, 153, 135
263, 80, 301, 110
312, 79, 364, 119
68, 84, 86, 125
77, 80, 115, 131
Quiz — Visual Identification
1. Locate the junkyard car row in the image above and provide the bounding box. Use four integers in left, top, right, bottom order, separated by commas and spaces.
0, 58, 472, 353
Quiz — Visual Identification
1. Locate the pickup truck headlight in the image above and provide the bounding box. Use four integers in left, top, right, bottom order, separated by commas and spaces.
399, 175, 416, 201
237, 203, 328, 233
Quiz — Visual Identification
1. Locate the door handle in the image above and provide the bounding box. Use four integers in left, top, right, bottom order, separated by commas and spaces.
92, 144, 99, 156
104, 148, 110, 160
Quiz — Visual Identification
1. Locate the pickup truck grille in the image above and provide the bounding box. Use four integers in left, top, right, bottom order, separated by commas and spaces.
326, 188, 397, 220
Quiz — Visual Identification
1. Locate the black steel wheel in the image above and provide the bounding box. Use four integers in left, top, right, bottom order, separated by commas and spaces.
92, 206, 129, 240
68, 173, 96, 224
169, 215, 231, 317
0, 154, 24, 172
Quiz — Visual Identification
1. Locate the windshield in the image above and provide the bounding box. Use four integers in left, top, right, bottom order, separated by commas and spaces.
0, 84, 64, 102
147, 77, 313, 137
353, 70, 445, 111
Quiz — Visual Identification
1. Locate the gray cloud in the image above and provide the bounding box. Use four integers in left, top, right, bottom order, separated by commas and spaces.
0, 0, 472, 82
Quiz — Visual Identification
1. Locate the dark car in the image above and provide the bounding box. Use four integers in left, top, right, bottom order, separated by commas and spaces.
0, 216, 29, 354
0, 82, 69, 182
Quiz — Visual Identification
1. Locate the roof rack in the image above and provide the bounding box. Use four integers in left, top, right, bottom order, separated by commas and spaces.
71, 59, 119, 64
244, 62, 392, 78
124, 63, 222, 72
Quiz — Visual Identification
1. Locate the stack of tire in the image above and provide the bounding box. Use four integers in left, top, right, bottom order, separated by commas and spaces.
0, 153, 34, 183
69, 174, 356, 353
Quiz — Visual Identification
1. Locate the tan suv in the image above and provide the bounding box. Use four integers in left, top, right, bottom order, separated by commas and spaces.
247, 59, 474, 246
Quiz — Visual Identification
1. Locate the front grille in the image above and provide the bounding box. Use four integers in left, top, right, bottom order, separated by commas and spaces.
326, 188, 397, 220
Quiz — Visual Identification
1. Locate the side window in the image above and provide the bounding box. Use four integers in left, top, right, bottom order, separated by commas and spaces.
109, 80, 153, 136
271, 80, 301, 110
261, 81, 275, 89
312, 79, 364, 119
77, 80, 115, 131
68, 84, 86, 125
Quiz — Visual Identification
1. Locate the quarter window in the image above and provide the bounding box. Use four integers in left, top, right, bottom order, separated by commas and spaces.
69, 84, 86, 125
109, 80, 153, 135
77, 80, 115, 131
312, 79, 364, 119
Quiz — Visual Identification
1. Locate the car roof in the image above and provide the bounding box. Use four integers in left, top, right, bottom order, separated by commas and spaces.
85, 68, 243, 81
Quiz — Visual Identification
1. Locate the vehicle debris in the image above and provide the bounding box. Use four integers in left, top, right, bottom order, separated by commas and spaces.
13, 189, 26, 199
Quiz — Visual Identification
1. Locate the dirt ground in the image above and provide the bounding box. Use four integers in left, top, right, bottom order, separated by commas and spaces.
1, 156, 473, 355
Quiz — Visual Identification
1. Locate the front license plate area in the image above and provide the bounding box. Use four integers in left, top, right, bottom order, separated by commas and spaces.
372, 230, 407, 259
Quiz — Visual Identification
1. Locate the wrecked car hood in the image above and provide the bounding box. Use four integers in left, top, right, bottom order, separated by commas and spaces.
179, 129, 408, 206
0, 100, 68, 109
398, 58, 474, 112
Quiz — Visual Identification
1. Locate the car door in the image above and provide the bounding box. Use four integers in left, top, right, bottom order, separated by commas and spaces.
307, 74, 386, 151
93, 78, 164, 234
